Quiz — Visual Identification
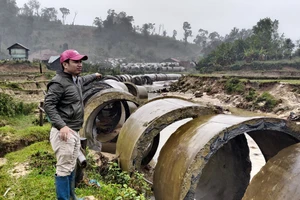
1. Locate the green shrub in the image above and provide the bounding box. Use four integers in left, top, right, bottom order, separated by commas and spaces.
86, 158, 152, 199
256, 92, 279, 111
0, 125, 16, 137
245, 89, 257, 102
29, 150, 56, 176
225, 78, 245, 94
0, 93, 37, 117
7, 82, 22, 90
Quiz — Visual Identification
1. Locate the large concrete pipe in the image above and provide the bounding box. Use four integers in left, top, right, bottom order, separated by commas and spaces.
124, 82, 148, 101
83, 81, 112, 104
144, 74, 158, 82
80, 88, 139, 152
103, 79, 129, 92
166, 73, 184, 80
243, 143, 300, 200
142, 75, 153, 85
155, 74, 168, 81
153, 114, 300, 200
116, 96, 218, 172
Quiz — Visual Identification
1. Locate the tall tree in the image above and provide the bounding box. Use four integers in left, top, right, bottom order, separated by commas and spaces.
41, 7, 58, 21
237, 28, 252, 40
27, 0, 40, 16
163, 30, 167, 37
172, 30, 177, 39
115, 11, 134, 33
208, 31, 221, 41
282, 38, 295, 58
103, 9, 116, 29
224, 27, 239, 43
93, 17, 103, 29
194, 28, 208, 47
19, 3, 33, 16
142, 23, 154, 37
183, 21, 192, 45
60, 7, 70, 24
0, 0, 18, 36
252, 17, 279, 50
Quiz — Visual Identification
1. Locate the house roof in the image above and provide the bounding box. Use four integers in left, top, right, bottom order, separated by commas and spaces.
7, 43, 30, 50
48, 55, 60, 63
29, 49, 59, 61
47, 55, 62, 72
161, 58, 181, 63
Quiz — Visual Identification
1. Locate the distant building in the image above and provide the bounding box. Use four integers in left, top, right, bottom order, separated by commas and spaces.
47, 55, 61, 71
161, 57, 194, 69
161, 58, 181, 63
7, 43, 29, 60
29, 49, 59, 62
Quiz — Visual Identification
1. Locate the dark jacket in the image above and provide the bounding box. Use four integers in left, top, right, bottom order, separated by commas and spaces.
44, 71, 97, 131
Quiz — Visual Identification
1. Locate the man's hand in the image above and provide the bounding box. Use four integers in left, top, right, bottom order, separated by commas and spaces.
95, 73, 102, 79
59, 126, 75, 141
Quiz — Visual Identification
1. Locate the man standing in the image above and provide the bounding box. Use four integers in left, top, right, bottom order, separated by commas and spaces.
44, 49, 101, 200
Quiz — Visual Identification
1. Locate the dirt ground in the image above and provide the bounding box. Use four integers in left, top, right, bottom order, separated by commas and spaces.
1, 66, 299, 119
167, 76, 300, 119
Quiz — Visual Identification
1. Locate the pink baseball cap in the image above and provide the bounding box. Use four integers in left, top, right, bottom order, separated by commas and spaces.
60, 49, 88, 63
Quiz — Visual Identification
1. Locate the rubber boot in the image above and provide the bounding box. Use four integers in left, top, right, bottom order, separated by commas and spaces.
69, 170, 84, 200
55, 175, 70, 200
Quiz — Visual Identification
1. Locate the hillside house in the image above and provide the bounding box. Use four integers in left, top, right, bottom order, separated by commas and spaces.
7, 43, 30, 60
29, 49, 59, 62
161, 58, 181, 63
161, 57, 195, 69
47, 55, 61, 71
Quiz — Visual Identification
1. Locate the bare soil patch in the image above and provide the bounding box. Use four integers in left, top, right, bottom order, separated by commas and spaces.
0, 63, 41, 73
169, 76, 300, 119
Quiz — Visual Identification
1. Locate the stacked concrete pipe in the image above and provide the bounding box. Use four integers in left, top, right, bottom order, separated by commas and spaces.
115, 96, 300, 200
80, 79, 145, 153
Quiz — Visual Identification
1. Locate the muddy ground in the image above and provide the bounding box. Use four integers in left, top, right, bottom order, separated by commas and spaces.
1, 66, 300, 199
167, 75, 300, 119
1, 65, 300, 158
1, 67, 299, 118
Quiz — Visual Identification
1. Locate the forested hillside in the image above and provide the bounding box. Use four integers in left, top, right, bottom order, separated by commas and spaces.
0, 0, 201, 63
2, 0, 300, 72
196, 18, 300, 72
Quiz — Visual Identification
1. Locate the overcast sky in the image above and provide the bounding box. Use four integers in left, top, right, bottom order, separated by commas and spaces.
16, 0, 300, 42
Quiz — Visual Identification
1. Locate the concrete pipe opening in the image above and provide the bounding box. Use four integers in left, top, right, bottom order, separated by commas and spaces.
92, 101, 125, 143
124, 82, 148, 100
116, 96, 218, 172
243, 142, 300, 200
153, 114, 300, 200
80, 88, 139, 153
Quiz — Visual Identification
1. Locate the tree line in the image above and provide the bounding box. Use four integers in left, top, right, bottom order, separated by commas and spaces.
196, 18, 300, 71
1, 0, 299, 67
0, 0, 202, 62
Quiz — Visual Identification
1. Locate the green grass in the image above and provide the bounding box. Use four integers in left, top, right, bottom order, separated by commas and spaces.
0, 115, 51, 140
0, 113, 152, 200
0, 141, 152, 200
2, 114, 39, 129
0, 141, 55, 200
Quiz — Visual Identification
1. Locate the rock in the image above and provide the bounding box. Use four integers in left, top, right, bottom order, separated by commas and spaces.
194, 91, 203, 98
0, 158, 7, 167
87, 150, 119, 175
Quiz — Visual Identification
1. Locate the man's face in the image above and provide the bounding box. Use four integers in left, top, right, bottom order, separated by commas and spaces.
63, 59, 83, 76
